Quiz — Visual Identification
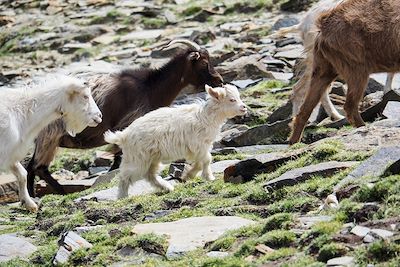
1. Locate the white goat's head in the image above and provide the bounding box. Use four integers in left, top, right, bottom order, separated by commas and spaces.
61, 77, 102, 137
205, 84, 247, 118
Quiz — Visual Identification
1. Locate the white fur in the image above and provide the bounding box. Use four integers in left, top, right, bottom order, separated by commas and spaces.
0, 74, 102, 211
104, 84, 247, 199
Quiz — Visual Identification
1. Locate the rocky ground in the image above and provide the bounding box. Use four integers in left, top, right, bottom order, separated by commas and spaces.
1, 0, 400, 266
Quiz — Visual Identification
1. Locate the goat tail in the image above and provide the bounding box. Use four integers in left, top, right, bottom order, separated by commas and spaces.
104, 130, 125, 146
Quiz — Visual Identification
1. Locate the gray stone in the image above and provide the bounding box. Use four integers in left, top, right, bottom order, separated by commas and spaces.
363, 234, 375, 243
53, 231, 92, 265
132, 216, 255, 259
350, 225, 371, 238
222, 118, 292, 147
230, 79, 262, 89
370, 229, 394, 239
297, 215, 333, 229
382, 101, 400, 120
92, 169, 119, 188
0, 173, 18, 204
120, 30, 164, 42
274, 44, 304, 60
334, 146, 400, 192
74, 225, 104, 234
327, 256, 355, 266
370, 73, 400, 89
211, 160, 240, 173
272, 16, 300, 31
264, 161, 357, 190
224, 149, 305, 184
0, 233, 37, 262
235, 144, 289, 154
206, 251, 230, 258
78, 179, 161, 201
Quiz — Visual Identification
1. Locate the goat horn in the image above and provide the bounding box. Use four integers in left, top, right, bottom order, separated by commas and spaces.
163, 39, 201, 51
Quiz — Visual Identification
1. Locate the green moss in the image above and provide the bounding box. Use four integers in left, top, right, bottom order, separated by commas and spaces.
262, 213, 294, 232
209, 235, 237, 251
317, 243, 347, 262
258, 230, 296, 249
142, 17, 168, 29
335, 199, 363, 222
213, 153, 247, 162
49, 148, 95, 173
30, 240, 59, 266
183, 5, 202, 16
117, 233, 168, 255
258, 247, 297, 263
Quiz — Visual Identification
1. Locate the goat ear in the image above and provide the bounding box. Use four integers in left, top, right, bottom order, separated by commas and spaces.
205, 85, 221, 100
188, 52, 201, 61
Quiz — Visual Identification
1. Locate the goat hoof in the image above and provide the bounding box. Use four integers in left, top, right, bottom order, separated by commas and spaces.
23, 200, 38, 212
204, 175, 216, 181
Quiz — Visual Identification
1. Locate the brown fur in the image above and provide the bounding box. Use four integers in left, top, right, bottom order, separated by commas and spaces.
289, 0, 400, 144
27, 47, 223, 196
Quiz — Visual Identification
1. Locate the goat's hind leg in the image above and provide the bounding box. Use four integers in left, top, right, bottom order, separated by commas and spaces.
321, 88, 344, 121
289, 54, 337, 144
117, 166, 145, 199
11, 162, 38, 212
343, 73, 369, 127
147, 161, 174, 192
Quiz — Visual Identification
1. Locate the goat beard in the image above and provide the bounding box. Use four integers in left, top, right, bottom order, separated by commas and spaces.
64, 116, 88, 137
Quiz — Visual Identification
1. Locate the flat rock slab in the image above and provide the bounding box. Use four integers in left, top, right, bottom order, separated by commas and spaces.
132, 216, 255, 259
222, 119, 292, 147
297, 215, 333, 229
382, 101, 400, 120
0, 173, 18, 204
325, 90, 400, 129
224, 149, 305, 183
327, 256, 355, 266
77, 179, 161, 201
0, 233, 37, 262
53, 231, 92, 265
36, 178, 97, 197
211, 160, 240, 173
334, 146, 400, 192
264, 161, 357, 190
350, 225, 371, 238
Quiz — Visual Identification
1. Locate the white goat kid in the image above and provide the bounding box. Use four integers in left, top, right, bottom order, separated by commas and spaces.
0, 75, 102, 211
104, 84, 247, 199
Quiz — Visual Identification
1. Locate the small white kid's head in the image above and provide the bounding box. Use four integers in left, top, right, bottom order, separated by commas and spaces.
205, 84, 247, 118
61, 77, 102, 137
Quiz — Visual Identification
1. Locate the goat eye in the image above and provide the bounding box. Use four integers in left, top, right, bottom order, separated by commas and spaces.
83, 95, 89, 100
230, 99, 236, 102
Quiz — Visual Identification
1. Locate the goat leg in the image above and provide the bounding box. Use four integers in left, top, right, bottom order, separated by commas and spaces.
109, 150, 122, 171
26, 156, 37, 197
36, 165, 66, 195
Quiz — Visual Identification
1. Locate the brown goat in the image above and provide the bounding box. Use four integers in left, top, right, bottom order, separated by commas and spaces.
26, 39, 223, 196
289, 0, 400, 144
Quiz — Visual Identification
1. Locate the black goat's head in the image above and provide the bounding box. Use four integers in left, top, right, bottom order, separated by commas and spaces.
163, 39, 223, 88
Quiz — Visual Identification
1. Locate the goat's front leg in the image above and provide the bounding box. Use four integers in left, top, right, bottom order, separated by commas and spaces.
200, 152, 215, 181
11, 162, 38, 212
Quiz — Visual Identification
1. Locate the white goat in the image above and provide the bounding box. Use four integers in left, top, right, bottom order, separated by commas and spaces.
0, 75, 102, 211
104, 84, 247, 199
275, 0, 395, 121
